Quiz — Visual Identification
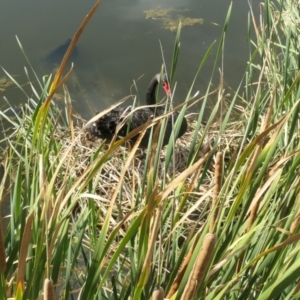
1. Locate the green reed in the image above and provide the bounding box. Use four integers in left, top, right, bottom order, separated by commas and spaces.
1, 0, 300, 299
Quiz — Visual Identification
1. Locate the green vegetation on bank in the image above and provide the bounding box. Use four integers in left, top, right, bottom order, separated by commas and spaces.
1, 0, 300, 299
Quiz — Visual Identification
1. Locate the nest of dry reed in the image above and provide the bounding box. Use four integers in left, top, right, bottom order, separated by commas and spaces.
54, 114, 242, 219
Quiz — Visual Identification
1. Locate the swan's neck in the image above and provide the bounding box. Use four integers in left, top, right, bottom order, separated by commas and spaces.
145, 77, 159, 105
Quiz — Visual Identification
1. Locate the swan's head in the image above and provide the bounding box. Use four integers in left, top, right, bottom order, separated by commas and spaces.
155, 73, 170, 96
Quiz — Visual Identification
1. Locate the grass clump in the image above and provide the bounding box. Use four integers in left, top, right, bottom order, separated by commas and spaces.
1, 0, 300, 299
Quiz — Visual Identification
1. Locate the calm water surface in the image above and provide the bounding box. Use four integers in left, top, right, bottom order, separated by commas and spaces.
0, 0, 262, 118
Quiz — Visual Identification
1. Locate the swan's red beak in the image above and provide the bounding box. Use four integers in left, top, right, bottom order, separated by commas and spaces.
163, 81, 170, 96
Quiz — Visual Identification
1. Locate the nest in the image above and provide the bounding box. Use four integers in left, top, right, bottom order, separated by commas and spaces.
54, 114, 242, 220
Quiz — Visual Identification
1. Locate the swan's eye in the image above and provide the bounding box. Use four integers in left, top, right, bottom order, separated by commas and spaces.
162, 81, 170, 95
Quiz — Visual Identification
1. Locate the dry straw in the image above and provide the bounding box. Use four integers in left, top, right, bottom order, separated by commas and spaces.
138, 205, 161, 289
247, 84, 274, 232
54, 116, 218, 216
181, 233, 217, 300
17, 212, 34, 292
290, 209, 300, 234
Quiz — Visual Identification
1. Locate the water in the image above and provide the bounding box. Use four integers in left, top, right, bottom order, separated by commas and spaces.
0, 0, 262, 118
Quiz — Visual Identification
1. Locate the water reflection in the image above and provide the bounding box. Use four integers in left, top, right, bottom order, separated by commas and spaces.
0, 0, 261, 119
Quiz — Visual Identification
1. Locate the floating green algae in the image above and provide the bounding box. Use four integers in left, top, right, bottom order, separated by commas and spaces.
144, 8, 175, 20
0, 76, 14, 92
144, 8, 204, 32
163, 16, 203, 32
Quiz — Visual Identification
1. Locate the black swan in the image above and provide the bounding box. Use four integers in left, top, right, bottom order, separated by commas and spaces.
87, 73, 187, 148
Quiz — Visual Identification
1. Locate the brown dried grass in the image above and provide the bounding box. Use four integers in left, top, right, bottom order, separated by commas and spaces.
51, 114, 242, 233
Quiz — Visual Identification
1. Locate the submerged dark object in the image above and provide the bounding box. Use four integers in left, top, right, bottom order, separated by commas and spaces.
1, 103, 36, 119
1, 107, 22, 118
87, 73, 188, 148
43, 38, 78, 65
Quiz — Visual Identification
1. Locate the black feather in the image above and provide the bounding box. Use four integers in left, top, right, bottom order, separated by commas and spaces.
87, 73, 187, 148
